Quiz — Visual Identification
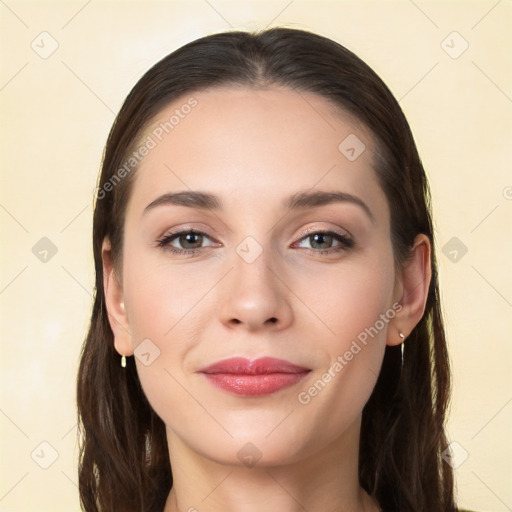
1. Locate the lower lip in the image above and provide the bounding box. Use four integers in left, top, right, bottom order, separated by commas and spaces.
203, 372, 309, 397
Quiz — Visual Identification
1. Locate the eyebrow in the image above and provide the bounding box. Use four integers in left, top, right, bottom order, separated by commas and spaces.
143, 189, 374, 222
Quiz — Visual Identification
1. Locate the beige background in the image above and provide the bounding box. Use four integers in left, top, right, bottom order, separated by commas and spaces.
0, 1, 511, 511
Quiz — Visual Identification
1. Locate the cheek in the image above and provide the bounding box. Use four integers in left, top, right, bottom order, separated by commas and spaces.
121, 252, 217, 422
291, 248, 395, 431
297, 248, 396, 349
123, 251, 208, 346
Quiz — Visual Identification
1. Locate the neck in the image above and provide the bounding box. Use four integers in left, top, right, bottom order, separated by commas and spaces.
163, 416, 380, 512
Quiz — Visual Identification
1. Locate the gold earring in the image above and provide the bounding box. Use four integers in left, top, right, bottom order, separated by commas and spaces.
399, 332, 405, 366
121, 355, 126, 368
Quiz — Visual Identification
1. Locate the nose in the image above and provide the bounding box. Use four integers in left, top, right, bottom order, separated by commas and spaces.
218, 249, 294, 332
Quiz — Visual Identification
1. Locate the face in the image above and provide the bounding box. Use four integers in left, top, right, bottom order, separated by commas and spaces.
113, 86, 401, 466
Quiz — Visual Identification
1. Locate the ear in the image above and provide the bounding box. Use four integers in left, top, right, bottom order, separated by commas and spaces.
102, 237, 134, 357
387, 233, 432, 346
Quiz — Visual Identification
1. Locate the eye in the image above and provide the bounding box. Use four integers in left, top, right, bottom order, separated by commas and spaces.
156, 228, 354, 256
156, 229, 219, 254
294, 230, 354, 254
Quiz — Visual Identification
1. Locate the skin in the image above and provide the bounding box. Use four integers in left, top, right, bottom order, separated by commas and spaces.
102, 86, 431, 512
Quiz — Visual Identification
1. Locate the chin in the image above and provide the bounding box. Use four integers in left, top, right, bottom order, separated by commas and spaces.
180, 420, 320, 469
206, 437, 310, 469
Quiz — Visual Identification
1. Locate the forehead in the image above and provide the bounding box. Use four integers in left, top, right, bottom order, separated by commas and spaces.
126, 86, 386, 218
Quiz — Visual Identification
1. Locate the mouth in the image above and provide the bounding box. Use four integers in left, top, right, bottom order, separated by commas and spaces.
198, 357, 311, 397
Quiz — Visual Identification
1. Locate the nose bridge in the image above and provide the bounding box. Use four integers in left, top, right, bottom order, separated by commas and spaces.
234, 237, 274, 292
218, 234, 292, 330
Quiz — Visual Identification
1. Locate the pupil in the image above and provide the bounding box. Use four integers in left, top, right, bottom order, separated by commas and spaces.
182, 233, 201, 248
312, 233, 331, 249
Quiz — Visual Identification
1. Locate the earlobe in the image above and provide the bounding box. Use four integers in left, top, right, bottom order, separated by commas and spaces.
102, 237, 134, 357
387, 234, 432, 346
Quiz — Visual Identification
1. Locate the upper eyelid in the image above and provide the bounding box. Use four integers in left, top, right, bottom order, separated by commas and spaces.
158, 228, 219, 245
295, 225, 352, 240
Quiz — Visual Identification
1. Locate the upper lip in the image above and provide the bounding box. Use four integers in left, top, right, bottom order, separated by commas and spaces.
198, 357, 310, 375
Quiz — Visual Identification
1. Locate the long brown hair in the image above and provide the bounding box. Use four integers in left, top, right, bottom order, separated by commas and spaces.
77, 27, 456, 512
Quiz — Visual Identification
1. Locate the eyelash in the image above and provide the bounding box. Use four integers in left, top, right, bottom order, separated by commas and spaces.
156, 228, 354, 256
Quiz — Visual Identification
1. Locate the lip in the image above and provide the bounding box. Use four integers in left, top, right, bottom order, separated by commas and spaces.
198, 357, 311, 397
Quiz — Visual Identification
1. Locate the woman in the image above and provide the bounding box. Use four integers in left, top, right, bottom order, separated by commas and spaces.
77, 27, 471, 512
